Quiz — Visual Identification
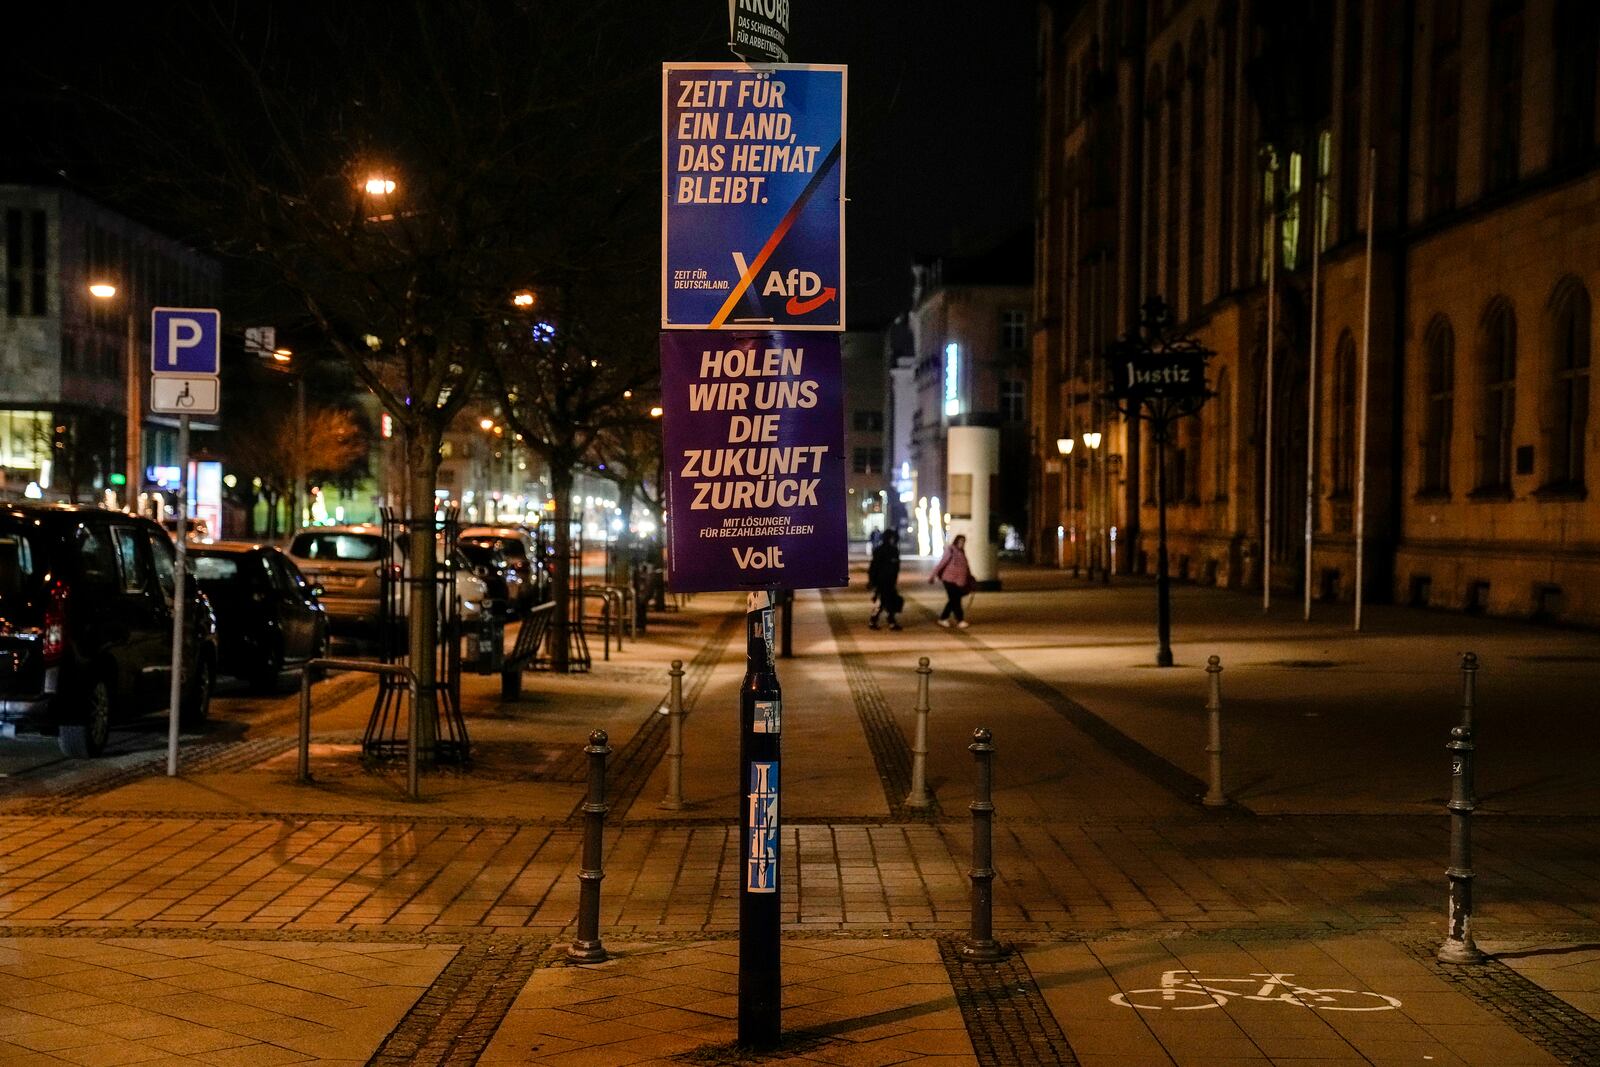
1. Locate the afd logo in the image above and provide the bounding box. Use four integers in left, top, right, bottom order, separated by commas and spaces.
761, 268, 837, 316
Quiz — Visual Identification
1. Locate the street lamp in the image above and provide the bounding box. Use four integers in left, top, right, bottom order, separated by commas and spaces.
1081, 431, 1103, 580
88, 281, 140, 512
1055, 436, 1076, 575
1107, 297, 1215, 668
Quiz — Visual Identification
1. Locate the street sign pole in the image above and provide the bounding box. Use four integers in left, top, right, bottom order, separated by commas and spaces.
149, 307, 221, 777
166, 414, 189, 777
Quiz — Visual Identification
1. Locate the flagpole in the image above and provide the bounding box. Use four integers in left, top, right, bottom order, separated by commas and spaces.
1354, 147, 1375, 631
1304, 179, 1322, 623
1263, 212, 1276, 614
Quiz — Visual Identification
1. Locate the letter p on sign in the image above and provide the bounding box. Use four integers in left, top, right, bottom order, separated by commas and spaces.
151, 307, 221, 377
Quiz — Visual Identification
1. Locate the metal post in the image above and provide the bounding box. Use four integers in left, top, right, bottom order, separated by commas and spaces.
569, 728, 610, 963
1155, 429, 1173, 667
1304, 180, 1323, 623
779, 588, 794, 658
165, 415, 190, 777
1439, 653, 1483, 963
406, 671, 420, 802
298, 667, 312, 782
294, 372, 306, 530
1203, 655, 1227, 807
905, 657, 933, 808
124, 311, 141, 513
660, 660, 686, 810
739, 591, 781, 1049
959, 727, 1004, 961
1263, 210, 1276, 614
1354, 147, 1376, 631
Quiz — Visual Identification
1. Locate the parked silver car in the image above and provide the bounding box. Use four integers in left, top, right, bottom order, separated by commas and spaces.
287, 525, 493, 636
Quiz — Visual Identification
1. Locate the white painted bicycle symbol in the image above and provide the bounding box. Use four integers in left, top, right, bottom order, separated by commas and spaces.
1110, 969, 1402, 1012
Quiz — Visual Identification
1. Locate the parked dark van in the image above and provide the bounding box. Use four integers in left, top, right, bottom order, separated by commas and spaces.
0, 504, 218, 757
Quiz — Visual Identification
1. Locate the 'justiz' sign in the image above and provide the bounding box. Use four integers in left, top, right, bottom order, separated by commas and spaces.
660, 330, 847, 592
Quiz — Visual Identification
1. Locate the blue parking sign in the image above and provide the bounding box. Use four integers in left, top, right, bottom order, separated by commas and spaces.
151, 307, 221, 376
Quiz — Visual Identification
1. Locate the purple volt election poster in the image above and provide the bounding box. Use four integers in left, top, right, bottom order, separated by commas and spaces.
660, 330, 847, 592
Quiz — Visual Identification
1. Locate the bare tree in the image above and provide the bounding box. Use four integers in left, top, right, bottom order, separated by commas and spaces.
79, 1, 710, 732
487, 297, 656, 671
223, 404, 368, 537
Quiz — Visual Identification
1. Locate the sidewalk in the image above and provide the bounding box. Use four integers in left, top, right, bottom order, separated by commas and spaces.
2, 564, 1599, 1064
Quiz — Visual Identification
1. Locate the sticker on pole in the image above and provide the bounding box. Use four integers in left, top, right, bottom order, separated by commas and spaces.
659, 329, 847, 592
746, 760, 778, 893
662, 63, 845, 331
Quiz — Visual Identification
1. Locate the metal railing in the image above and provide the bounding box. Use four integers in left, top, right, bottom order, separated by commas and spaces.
582, 585, 627, 660
299, 659, 423, 800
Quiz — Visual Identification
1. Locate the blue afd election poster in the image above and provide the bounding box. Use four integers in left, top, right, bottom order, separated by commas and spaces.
662, 63, 845, 332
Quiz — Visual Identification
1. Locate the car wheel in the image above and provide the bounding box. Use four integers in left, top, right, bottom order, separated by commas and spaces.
253, 641, 285, 694
58, 676, 113, 758
181, 655, 214, 729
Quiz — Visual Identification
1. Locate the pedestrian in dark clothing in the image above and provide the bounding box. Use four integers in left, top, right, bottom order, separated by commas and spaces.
867, 528, 903, 630
929, 533, 975, 628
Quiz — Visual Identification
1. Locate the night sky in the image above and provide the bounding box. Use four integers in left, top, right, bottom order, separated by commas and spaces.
1, 2, 1036, 329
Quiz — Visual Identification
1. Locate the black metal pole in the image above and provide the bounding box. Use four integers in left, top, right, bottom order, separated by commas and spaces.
779, 588, 794, 659
959, 727, 1004, 961
739, 592, 782, 1049
1155, 428, 1173, 667
1439, 652, 1484, 964
568, 729, 610, 963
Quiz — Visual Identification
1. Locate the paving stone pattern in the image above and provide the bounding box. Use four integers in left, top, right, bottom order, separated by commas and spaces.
593, 611, 741, 821
821, 589, 933, 820
1398, 935, 1600, 1065
369, 939, 554, 1066
938, 939, 1080, 1065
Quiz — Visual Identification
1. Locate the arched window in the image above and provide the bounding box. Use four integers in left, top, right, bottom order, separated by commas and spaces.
1485, 0, 1525, 192
1166, 46, 1185, 309
1547, 277, 1591, 488
1422, 316, 1454, 494
1188, 24, 1208, 314
1217, 2, 1238, 292
1332, 330, 1358, 494
1338, 0, 1365, 237
1212, 367, 1232, 500
1552, 1, 1599, 166
1478, 300, 1517, 491
1144, 71, 1164, 300
1427, 0, 1462, 214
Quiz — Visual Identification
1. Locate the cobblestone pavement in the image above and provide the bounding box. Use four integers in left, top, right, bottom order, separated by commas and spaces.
1, 569, 1598, 1064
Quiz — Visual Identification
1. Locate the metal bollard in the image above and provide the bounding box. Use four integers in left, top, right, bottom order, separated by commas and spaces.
660, 660, 686, 810
298, 670, 313, 783
1203, 655, 1227, 808
904, 658, 933, 808
958, 727, 1005, 961
1439, 653, 1484, 964
568, 729, 611, 963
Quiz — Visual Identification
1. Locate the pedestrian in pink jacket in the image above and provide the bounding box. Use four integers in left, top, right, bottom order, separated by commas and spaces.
929, 534, 975, 628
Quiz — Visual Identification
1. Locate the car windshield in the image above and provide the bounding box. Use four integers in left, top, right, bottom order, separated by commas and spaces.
191, 555, 240, 582
457, 543, 500, 567
291, 532, 387, 561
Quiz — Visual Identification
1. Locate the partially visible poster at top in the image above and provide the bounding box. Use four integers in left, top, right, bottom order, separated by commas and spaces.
662, 62, 845, 332
728, 0, 789, 64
